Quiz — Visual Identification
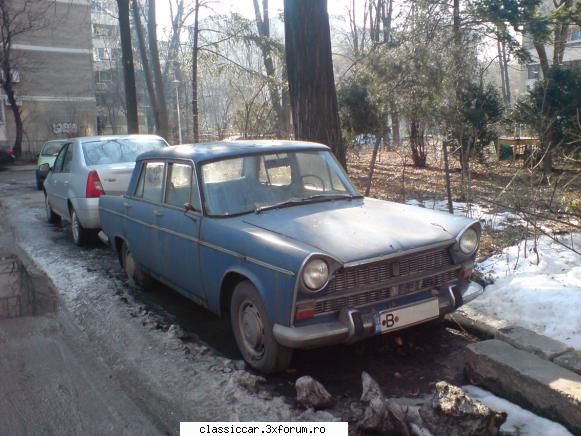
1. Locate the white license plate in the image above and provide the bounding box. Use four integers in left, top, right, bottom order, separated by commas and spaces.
378, 298, 439, 333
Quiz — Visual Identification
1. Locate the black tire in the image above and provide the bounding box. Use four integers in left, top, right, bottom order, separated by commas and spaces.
70, 208, 92, 247
44, 193, 60, 224
230, 280, 293, 373
121, 242, 155, 290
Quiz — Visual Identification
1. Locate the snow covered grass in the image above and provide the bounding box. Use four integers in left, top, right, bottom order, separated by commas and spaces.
462, 385, 573, 436
469, 233, 581, 349
406, 199, 525, 231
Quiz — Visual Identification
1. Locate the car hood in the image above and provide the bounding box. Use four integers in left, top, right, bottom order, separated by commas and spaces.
242, 197, 475, 263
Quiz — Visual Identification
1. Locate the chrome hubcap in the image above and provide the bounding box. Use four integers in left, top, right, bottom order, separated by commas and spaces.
239, 300, 265, 359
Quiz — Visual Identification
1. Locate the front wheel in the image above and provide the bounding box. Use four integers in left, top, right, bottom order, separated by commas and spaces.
230, 281, 293, 373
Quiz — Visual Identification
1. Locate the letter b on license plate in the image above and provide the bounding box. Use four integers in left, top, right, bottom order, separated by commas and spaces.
379, 298, 439, 333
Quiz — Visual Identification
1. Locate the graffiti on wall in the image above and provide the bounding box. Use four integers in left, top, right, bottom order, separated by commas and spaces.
52, 122, 78, 135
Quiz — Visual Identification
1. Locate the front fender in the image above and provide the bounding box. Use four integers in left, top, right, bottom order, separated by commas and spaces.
206, 262, 297, 326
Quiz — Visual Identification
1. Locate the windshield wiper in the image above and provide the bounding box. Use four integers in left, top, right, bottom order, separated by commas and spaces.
302, 193, 362, 202
255, 193, 362, 214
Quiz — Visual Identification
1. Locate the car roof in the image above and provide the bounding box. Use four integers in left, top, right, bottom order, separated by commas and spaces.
137, 140, 330, 163
73, 134, 167, 144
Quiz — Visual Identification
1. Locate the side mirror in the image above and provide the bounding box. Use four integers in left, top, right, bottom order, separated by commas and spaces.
39, 163, 50, 171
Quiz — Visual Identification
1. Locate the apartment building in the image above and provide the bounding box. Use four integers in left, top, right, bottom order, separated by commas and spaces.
1, 0, 96, 157
91, 0, 151, 135
522, 1, 581, 90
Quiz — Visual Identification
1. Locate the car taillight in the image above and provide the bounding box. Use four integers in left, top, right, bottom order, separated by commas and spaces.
86, 170, 106, 198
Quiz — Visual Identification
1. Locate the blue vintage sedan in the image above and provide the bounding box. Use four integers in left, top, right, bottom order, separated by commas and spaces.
99, 140, 483, 373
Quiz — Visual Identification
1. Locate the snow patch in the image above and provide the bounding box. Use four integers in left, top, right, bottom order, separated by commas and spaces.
462, 385, 573, 436
469, 234, 581, 349
406, 199, 524, 230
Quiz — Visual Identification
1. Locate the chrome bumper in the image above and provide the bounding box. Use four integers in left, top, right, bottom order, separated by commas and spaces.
273, 280, 484, 349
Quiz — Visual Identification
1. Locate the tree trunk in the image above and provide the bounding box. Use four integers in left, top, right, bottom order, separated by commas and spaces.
497, 38, 508, 105
132, 0, 159, 130
191, 0, 200, 143
5, 85, 23, 157
391, 110, 400, 145
442, 139, 454, 214
148, 0, 169, 140
383, 0, 393, 44
365, 129, 384, 196
116, 0, 139, 133
501, 39, 511, 107
534, 41, 550, 79
410, 119, 427, 167
253, 0, 284, 138
284, 0, 344, 166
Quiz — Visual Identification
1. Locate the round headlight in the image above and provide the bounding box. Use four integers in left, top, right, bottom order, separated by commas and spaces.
303, 259, 329, 291
459, 228, 479, 254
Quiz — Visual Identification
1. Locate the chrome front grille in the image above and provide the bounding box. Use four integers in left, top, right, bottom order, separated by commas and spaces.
326, 246, 453, 294
309, 269, 458, 315
295, 245, 459, 316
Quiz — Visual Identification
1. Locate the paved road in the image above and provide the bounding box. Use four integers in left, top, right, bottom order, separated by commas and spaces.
0, 167, 173, 435
0, 167, 480, 429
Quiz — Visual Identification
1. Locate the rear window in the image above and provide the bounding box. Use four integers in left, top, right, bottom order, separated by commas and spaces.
0, 145, 12, 151
41, 142, 65, 156
82, 138, 166, 166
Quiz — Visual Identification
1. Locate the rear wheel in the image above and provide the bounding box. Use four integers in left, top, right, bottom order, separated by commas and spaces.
71, 209, 92, 246
44, 194, 60, 224
121, 242, 154, 290
230, 281, 293, 373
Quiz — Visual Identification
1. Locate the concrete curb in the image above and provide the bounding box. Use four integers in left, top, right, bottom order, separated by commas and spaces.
447, 307, 581, 434
465, 340, 581, 434
446, 307, 580, 376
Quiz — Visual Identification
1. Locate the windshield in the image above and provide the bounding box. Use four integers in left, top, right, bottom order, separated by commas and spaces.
82, 138, 167, 166
201, 150, 359, 216
41, 141, 65, 156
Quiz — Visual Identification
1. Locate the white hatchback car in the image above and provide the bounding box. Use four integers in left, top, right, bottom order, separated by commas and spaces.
43, 135, 168, 245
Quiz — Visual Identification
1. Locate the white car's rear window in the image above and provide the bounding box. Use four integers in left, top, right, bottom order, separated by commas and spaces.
82, 138, 166, 165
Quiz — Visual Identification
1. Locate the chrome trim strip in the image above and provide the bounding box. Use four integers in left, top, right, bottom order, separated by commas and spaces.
343, 240, 455, 268
448, 285, 457, 308
98, 206, 295, 277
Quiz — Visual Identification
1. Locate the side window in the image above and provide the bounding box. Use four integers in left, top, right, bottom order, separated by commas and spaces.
165, 163, 192, 208
61, 145, 74, 173
134, 162, 165, 203
52, 144, 69, 173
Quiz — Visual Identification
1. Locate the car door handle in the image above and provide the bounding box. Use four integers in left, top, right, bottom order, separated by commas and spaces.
153, 210, 163, 217
64, 181, 69, 185
123, 202, 132, 209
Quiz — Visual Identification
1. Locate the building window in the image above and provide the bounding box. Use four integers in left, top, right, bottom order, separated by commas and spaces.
527, 64, 540, 80
98, 70, 112, 82
570, 25, 581, 42
94, 48, 103, 61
